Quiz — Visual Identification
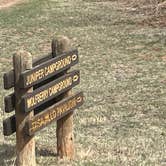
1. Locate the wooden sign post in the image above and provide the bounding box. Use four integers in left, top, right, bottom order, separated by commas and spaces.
2, 36, 84, 165
54, 36, 75, 159
26, 92, 83, 136
21, 70, 80, 112
13, 51, 36, 166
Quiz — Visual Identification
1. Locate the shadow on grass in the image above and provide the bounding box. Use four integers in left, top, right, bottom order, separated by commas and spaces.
0, 143, 15, 166
0, 143, 57, 165
36, 145, 58, 157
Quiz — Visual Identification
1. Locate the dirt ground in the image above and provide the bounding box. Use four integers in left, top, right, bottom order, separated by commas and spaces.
0, 0, 21, 9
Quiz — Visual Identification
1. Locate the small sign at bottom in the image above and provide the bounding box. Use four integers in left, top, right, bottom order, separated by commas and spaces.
26, 92, 83, 136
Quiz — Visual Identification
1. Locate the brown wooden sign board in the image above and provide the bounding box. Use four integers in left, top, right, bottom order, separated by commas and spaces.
3, 49, 78, 89
4, 71, 67, 113
21, 70, 80, 112
3, 96, 61, 136
3, 115, 16, 136
19, 49, 78, 88
3, 53, 52, 90
4, 84, 58, 113
4, 49, 78, 113
26, 92, 84, 136
4, 69, 69, 113
3, 92, 83, 136
4, 93, 15, 113
3, 70, 15, 90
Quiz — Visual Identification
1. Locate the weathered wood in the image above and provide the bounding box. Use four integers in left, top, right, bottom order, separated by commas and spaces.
3, 70, 14, 89
3, 49, 78, 89
26, 92, 83, 136
13, 50, 36, 166
3, 95, 64, 135
4, 49, 78, 113
3, 53, 51, 90
4, 75, 66, 113
4, 69, 78, 113
19, 49, 78, 88
4, 93, 15, 113
21, 70, 80, 112
55, 36, 75, 159
3, 115, 16, 136
2, 92, 83, 136
52, 38, 57, 58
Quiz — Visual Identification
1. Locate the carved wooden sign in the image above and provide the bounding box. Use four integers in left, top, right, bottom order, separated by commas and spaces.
2, 37, 84, 164
19, 49, 78, 88
21, 70, 80, 112
3, 46, 84, 141
26, 92, 83, 136
3, 50, 77, 90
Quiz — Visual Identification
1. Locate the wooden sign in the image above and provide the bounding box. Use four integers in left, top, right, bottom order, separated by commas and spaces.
26, 92, 83, 136
19, 49, 78, 88
4, 71, 66, 113
21, 70, 80, 112
3, 70, 15, 89
3, 115, 16, 136
2, 36, 83, 165
4, 93, 15, 113
3, 49, 78, 89
3, 92, 83, 136
3, 53, 52, 90
3, 98, 57, 136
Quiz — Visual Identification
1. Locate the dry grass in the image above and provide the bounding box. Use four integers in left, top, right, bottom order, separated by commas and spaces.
0, 0, 24, 9
116, 0, 166, 28
118, 0, 166, 15
0, 0, 166, 165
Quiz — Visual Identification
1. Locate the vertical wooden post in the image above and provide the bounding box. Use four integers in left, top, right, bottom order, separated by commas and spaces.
52, 36, 74, 159
13, 51, 36, 166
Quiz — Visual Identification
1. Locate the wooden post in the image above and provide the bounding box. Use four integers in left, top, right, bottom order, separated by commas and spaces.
52, 36, 75, 159
13, 51, 36, 166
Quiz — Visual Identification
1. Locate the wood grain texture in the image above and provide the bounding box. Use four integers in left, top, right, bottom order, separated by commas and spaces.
4, 93, 15, 113
3, 115, 16, 136
3, 53, 52, 89
3, 49, 78, 113
21, 70, 80, 112
55, 36, 75, 159
3, 48, 78, 89
13, 50, 36, 166
26, 92, 84, 136
3, 70, 14, 89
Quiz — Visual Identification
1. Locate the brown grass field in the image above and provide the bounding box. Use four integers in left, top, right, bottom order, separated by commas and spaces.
0, 0, 166, 165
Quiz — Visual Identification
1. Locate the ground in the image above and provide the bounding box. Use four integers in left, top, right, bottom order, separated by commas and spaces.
0, 0, 22, 9
0, 0, 166, 166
